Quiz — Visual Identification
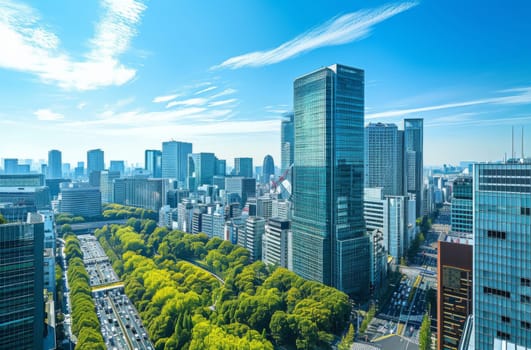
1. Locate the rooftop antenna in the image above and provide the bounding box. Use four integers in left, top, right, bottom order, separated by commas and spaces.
522, 126, 525, 159
512, 126, 515, 159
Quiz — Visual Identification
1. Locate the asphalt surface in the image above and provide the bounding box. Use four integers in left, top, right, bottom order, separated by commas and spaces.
77, 234, 154, 350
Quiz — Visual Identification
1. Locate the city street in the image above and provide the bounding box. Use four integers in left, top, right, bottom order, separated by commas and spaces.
77, 234, 154, 350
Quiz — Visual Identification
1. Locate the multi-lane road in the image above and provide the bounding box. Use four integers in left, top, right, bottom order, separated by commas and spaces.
78, 234, 154, 350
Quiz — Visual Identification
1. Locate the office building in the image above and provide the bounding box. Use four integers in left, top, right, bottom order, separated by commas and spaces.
234, 157, 253, 178
272, 199, 291, 220
216, 159, 226, 176
403, 118, 423, 218
365, 122, 403, 196
225, 217, 246, 245
145, 150, 162, 178
473, 162, 531, 349
0, 215, 44, 350
256, 196, 273, 219
159, 205, 178, 229
238, 216, 265, 262
0, 186, 51, 210
89, 170, 101, 187
364, 188, 416, 263
281, 112, 294, 175
113, 177, 168, 211
74, 161, 84, 178
0, 203, 37, 222
0, 174, 45, 187
187, 153, 217, 191
87, 149, 105, 175
109, 160, 125, 176
59, 184, 101, 217
47, 150, 62, 179
167, 189, 189, 208
262, 218, 290, 267
213, 175, 225, 191
177, 199, 194, 232
437, 236, 473, 350
262, 155, 275, 184
3, 158, 18, 174
62, 163, 70, 178
291, 64, 370, 296
161, 140, 192, 184
100, 170, 120, 203
38, 210, 55, 250
368, 228, 387, 291
451, 176, 473, 236
46, 178, 71, 200
225, 177, 256, 206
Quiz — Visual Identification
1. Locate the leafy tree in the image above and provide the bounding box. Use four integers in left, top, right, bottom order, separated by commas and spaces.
338, 323, 355, 350
419, 313, 432, 350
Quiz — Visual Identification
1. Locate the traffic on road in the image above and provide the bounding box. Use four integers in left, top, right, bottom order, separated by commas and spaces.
77, 234, 154, 350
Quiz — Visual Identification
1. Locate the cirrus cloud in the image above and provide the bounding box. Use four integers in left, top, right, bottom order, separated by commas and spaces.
213, 2, 418, 70
0, 0, 147, 90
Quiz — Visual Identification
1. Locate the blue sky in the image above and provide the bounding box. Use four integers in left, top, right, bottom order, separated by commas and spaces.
1, 0, 531, 168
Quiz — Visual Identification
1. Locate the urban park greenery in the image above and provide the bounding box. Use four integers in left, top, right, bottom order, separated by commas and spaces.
94, 219, 352, 350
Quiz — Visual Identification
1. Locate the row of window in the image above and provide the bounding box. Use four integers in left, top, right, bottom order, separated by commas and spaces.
480, 169, 531, 177
483, 286, 511, 298
487, 230, 507, 239
495, 321, 531, 340
479, 184, 531, 193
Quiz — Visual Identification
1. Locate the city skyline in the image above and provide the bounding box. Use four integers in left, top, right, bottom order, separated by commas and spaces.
1, 1, 531, 166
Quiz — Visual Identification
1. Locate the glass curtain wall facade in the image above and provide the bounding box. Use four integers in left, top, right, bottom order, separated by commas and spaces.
473, 163, 531, 349
87, 149, 104, 175
292, 64, 369, 296
365, 123, 402, 196
0, 220, 44, 350
451, 176, 473, 235
281, 112, 294, 174
404, 119, 423, 218
47, 150, 62, 179
161, 141, 192, 184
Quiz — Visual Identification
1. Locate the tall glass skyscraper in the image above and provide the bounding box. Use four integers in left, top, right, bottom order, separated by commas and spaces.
403, 118, 423, 218
0, 216, 44, 350
281, 112, 294, 174
474, 162, 531, 349
291, 64, 369, 296
234, 157, 253, 178
161, 141, 192, 184
87, 148, 105, 175
187, 153, 217, 190
262, 155, 275, 184
451, 176, 473, 235
47, 149, 62, 179
365, 122, 403, 196
145, 149, 162, 178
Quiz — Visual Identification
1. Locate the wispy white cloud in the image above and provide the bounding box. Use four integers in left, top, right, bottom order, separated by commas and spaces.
152, 93, 181, 103
34, 108, 64, 121
0, 0, 146, 90
213, 2, 418, 70
166, 97, 208, 108
77, 102, 87, 110
208, 98, 237, 107
195, 86, 217, 95
367, 87, 531, 119
210, 88, 237, 99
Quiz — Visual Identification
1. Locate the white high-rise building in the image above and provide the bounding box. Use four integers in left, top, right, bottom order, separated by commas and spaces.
262, 218, 290, 267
